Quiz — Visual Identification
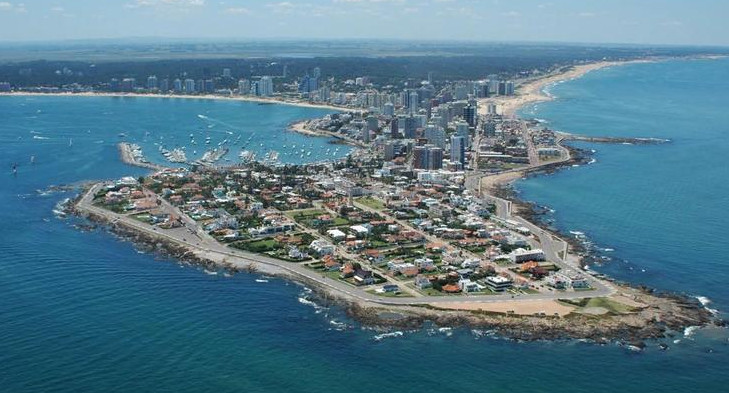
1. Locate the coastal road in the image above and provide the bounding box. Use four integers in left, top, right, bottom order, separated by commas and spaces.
484, 193, 616, 297
78, 183, 617, 307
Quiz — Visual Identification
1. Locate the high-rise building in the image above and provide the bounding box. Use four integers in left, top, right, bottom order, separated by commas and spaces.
463, 104, 477, 127
408, 91, 419, 114
298, 74, 319, 94
427, 146, 444, 170
318, 86, 330, 102
488, 78, 499, 94
505, 81, 515, 96
238, 79, 251, 95
172, 79, 182, 93
312, 67, 321, 79
366, 116, 379, 132
258, 76, 274, 96
222, 68, 231, 78
361, 127, 370, 143
159, 78, 169, 93
454, 84, 469, 100
498, 81, 507, 96
184, 78, 195, 94
450, 135, 466, 166
110, 78, 120, 92
403, 115, 417, 139
390, 117, 400, 139
384, 141, 396, 161
0, 82, 11, 92
486, 103, 498, 115
456, 121, 470, 147
121, 78, 136, 92
383, 102, 395, 117
147, 75, 158, 90
424, 124, 446, 149
412, 146, 428, 169
204, 79, 214, 93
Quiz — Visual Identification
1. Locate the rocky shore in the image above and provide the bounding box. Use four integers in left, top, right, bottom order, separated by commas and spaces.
66, 188, 722, 347
344, 289, 720, 345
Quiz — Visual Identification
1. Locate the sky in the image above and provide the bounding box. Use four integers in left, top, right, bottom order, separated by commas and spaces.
0, 0, 727, 46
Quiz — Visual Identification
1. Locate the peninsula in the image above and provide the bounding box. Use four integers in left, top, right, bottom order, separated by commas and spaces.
62, 57, 722, 345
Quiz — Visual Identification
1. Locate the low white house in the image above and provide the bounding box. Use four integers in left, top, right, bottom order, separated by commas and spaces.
485, 275, 513, 292
326, 229, 347, 241
349, 225, 370, 237
510, 248, 545, 263
310, 240, 335, 256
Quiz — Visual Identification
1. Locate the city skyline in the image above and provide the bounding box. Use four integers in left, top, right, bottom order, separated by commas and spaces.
0, 0, 727, 47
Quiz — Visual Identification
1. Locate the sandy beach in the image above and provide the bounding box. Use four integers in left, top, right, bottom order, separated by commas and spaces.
1, 91, 354, 113
478, 60, 652, 118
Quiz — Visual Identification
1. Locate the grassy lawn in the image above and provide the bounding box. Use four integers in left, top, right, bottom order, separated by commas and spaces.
285, 209, 327, 220
131, 213, 152, 224
366, 289, 414, 298
286, 209, 350, 228
231, 238, 281, 253
406, 284, 446, 296
559, 297, 638, 314
520, 288, 541, 294
356, 196, 385, 210
465, 290, 500, 296
332, 217, 350, 226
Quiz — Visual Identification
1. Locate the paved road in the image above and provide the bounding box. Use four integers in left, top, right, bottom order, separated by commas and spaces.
78, 183, 616, 306
484, 192, 616, 298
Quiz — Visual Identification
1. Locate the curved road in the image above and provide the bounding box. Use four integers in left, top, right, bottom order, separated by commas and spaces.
78, 182, 615, 307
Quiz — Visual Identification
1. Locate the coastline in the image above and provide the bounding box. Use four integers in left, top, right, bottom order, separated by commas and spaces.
57, 57, 722, 344
288, 119, 367, 148
69, 173, 720, 345
0, 91, 354, 113
118, 142, 167, 171
479, 59, 653, 118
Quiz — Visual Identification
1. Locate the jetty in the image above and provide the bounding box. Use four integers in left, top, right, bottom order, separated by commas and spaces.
118, 142, 166, 171
558, 132, 670, 145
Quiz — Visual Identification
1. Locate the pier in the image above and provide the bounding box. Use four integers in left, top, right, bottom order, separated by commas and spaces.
118, 142, 167, 172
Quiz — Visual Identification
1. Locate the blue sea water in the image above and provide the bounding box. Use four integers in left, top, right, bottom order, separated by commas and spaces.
1, 60, 729, 393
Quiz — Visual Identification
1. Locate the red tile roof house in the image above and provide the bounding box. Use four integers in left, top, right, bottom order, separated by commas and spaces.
400, 266, 420, 278
322, 256, 342, 272
364, 249, 384, 263
442, 283, 461, 294
340, 263, 355, 278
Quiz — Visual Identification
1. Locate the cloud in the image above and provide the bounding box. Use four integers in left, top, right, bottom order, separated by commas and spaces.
0, 1, 26, 13
501, 10, 520, 17
51, 6, 64, 12
266, 2, 295, 14
224, 7, 250, 15
332, 0, 405, 3
125, 0, 206, 9
577, 12, 596, 18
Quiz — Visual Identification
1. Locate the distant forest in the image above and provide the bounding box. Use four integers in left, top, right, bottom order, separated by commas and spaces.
0, 41, 724, 88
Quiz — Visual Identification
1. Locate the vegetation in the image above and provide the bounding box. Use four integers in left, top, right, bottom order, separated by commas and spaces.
356, 197, 385, 210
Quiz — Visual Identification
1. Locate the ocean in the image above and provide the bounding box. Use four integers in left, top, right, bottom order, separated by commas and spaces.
1, 58, 728, 393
